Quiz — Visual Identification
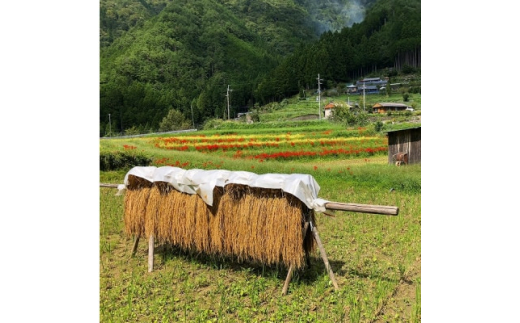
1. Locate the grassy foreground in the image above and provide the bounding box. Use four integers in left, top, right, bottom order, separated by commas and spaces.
100, 127, 421, 322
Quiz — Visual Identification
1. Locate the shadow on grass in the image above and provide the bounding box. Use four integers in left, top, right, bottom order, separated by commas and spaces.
132, 243, 399, 289
149, 244, 351, 287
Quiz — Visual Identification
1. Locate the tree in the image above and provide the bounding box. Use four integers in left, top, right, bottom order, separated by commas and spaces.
158, 109, 191, 132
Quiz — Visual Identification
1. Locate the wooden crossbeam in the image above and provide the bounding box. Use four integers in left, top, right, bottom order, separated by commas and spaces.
324, 202, 398, 215
100, 183, 119, 188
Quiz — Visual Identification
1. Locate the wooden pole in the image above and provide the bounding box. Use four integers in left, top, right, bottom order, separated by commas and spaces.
324, 202, 398, 216
282, 267, 295, 296
310, 221, 339, 291
282, 221, 310, 295
100, 183, 119, 188
148, 235, 154, 273
131, 234, 140, 257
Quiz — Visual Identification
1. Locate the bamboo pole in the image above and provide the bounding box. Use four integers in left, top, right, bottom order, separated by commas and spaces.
131, 234, 140, 257
282, 221, 310, 295
310, 221, 339, 291
100, 183, 119, 188
282, 267, 294, 295
324, 202, 398, 216
148, 235, 154, 273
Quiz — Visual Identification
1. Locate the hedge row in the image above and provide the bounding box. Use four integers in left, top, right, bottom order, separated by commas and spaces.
100, 151, 152, 171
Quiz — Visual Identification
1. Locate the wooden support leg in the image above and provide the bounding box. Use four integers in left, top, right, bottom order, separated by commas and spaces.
310, 221, 339, 291
148, 235, 154, 273
282, 266, 294, 295
131, 234, 140, 257
282, 221, 310, 295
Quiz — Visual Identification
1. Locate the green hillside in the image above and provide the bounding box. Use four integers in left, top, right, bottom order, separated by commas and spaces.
100, 0, 420, 136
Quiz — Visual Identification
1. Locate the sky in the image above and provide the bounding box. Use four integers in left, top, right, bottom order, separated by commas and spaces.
1, 1, 519, 321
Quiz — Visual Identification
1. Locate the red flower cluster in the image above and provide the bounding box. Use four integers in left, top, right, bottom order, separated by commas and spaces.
153, 157, 189, 168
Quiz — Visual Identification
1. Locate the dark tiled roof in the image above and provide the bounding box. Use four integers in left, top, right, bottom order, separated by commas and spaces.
385, 126, 421, 134
374, 102, 409, 107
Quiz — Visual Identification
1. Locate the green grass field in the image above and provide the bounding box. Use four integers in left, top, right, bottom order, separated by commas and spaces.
100, 124, 421, 322
255, 91, 420, 123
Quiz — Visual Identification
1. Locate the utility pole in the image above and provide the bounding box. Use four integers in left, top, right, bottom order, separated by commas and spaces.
317, 74, 323, 120
108, 114, 111, 137
226, 85, 233, 120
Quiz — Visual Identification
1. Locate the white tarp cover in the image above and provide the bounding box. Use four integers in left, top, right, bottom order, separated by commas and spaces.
120, 166, 329, 212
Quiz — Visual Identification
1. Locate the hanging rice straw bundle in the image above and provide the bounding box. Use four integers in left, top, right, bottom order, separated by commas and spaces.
181, 193, 198, 250
280, 194, 311, 267
262, 194, 289, 265
144, 182, 174, 243
219, 187, 240, 256
192, 193, 212, 254
208, 187, 225, 254
217, 184, 316, 269
125, 179, 316, 269
124, 175, 153, 236
143, 185, 160, 239
164, 189, 187, 248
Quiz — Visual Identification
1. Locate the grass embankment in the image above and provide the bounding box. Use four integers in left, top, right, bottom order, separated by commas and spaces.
256, 91, 421, 123
100, 125, 421, 322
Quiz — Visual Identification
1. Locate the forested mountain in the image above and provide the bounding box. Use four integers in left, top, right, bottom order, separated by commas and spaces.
100, 0, 171, 47
100, 0, 420, 136
255, 0, 421, 103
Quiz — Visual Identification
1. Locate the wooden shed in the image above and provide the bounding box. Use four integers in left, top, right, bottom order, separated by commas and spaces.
324, 103, 335, 119
386, 127, 421, 165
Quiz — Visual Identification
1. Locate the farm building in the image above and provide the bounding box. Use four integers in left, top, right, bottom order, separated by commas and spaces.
324, 103, 335, 118
346, 84, 357, 93
356, 77, 388, 87
385, 127, 421, 165
323, 102, 353, 119
347, 77, 388, 94
358, 85, 379, 95
372, 102, 412, 114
